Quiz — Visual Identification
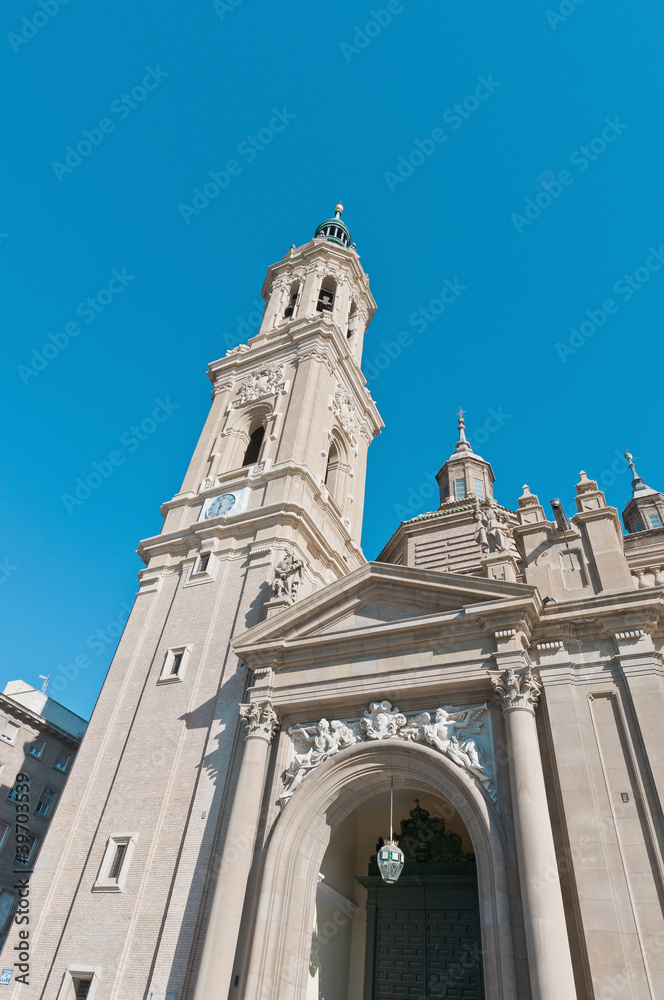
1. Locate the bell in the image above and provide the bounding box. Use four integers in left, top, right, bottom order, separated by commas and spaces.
377, 840, 405, 884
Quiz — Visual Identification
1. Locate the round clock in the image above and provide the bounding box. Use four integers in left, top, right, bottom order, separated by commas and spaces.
206, 493, 236, 519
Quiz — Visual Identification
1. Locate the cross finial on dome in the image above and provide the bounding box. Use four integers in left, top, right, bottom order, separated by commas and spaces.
335, 201, 344, 218
455, 408, 469, 450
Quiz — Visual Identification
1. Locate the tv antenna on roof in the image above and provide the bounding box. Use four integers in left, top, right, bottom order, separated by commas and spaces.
39, 674, 49, 693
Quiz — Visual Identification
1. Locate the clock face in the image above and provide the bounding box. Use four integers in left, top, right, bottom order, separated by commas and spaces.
206, 493, 236, 519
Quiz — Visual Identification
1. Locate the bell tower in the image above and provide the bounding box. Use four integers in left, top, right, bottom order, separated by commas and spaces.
10, 208, 382, 1000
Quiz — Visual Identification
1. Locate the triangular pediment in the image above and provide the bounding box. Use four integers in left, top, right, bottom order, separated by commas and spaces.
233, 561, 537, 660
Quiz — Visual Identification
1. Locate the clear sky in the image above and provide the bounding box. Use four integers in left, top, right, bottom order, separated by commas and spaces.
3, 0, 664, 720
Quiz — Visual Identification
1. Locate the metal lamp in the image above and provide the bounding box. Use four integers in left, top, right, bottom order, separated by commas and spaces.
377, 777, 404, 884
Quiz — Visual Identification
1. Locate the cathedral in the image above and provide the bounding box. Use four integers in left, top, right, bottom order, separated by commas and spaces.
8, 206, 664, 1000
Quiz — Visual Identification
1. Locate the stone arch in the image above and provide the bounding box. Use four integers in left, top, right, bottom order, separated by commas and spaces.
242, 740, 517, 1000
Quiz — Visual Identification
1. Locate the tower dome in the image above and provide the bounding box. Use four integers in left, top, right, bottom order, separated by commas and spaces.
314, 203, 352, 247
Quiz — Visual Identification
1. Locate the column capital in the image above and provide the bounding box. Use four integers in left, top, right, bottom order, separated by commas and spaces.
239, 700, 280, 742
490, 665, 542, 715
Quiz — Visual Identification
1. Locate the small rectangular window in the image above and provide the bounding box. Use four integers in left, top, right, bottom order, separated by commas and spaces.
54, 751, 71, 773
648, 513, 662, 529
35, 786, 56, 818
198, 553, 210, 573
0, 722, 19, 745
454, 478, 467, 500
28, 738, 46, 758
0, 890, 15, 932
93, 834, 136, 891
158, 646, 190, 684
73, 978, 92, 1000
14, 833, 37, 866
109, 842, 127, 881
473, 478, 485, 500
0, 821, 10, 851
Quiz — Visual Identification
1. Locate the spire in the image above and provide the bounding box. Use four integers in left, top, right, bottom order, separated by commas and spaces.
454, 407, 473, 455
314, 202, 352, 248
624, 448, 649, 496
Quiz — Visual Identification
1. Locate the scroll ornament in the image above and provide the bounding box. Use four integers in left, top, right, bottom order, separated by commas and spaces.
280, 700, 496, 804
233, 363, 285, 406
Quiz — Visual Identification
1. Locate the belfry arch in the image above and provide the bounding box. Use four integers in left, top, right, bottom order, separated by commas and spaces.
240, 741, 518, 1000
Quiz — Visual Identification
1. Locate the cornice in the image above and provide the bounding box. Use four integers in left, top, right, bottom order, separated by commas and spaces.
0, 693, 84, 747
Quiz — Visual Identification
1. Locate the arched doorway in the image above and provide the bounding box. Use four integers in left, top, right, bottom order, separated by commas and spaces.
242, 742, 517, 1000
312, 791, 484, 1000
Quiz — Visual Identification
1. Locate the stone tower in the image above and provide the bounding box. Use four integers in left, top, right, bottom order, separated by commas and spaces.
9, 207, 382, 1000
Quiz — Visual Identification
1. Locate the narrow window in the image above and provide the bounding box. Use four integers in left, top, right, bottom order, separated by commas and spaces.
73, 979, 92, 1000
0, 890, 15, 932
28, 738, 46, 758
325, 443, 342, 504
283, 283, 300, 319
454, 478, 467, 500
54, 751, 71, 773
171, 653, 183, 677
242, 425, 265, 466
198, 553, 210, 573
0, 722, 19, 744
0, 820, 10, 850
35, 786, 56, 818
109, 842, 128, 881
648, 513, 663, 529
316, 286, 335, 312
473, 478, 485, 500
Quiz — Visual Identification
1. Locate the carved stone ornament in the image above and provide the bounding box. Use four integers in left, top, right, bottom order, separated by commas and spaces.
333, 387, 358, 439
490, 666, 542, 714
395, 800, 473, 863
280, 700, 496, 805
233, 363, 285, 407
272, 551, 304, 603
239, 701, 280, 742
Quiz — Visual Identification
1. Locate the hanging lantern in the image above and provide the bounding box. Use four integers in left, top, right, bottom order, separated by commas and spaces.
377, 777, 405, 884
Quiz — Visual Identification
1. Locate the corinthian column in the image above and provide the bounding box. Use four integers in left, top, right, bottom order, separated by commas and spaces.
193, 700, 279, 1000
491, 666, 578, 1000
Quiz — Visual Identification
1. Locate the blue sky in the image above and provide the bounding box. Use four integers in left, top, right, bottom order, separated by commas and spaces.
3, 0, 664, 720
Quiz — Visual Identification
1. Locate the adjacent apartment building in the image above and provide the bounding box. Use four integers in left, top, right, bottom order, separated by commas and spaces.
0, 681, 86, 949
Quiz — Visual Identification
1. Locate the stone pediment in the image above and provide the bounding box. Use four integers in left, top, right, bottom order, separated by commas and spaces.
233, 562, 537, 658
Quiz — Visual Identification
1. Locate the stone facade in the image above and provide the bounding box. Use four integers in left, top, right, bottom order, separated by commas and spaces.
6, 212, 664, 1000
0, 682, 86, 953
